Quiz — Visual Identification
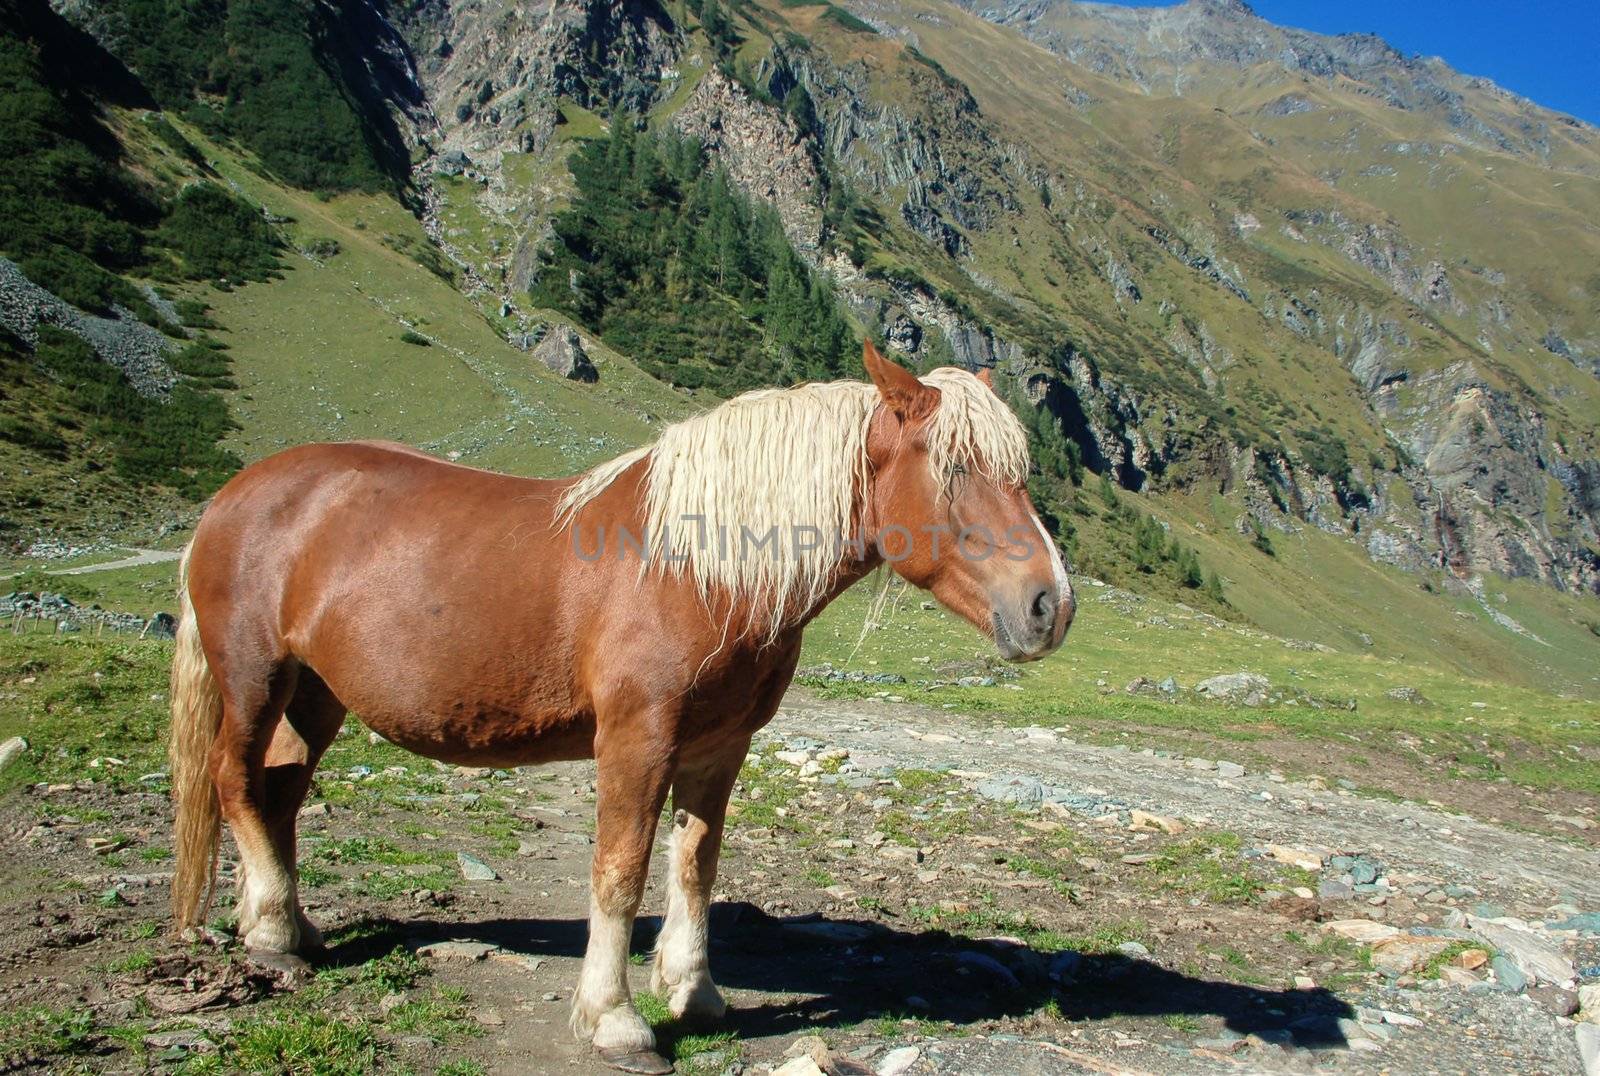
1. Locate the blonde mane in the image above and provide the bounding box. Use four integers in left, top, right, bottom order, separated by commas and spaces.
557, 367, 1031, 638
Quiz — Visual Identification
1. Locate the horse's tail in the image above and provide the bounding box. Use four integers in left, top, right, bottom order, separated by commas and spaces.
169, 542, 224, 934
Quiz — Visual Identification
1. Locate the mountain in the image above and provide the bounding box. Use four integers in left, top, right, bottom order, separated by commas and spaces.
385, 0, 1600, 595
4, 0, 1599, 690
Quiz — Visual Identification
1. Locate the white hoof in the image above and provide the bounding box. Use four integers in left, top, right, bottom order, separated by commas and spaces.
242, 916, 300, 954
572, 1000, 655, 1053
666, 977, 726, 1023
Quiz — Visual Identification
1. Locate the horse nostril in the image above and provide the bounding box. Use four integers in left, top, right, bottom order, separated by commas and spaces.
1030, 587, 1053, 623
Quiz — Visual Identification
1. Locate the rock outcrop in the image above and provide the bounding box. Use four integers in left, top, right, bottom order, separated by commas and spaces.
531, 326, 597, 382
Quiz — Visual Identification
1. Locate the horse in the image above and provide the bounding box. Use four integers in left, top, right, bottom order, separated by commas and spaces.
167, 340, 1074, 1073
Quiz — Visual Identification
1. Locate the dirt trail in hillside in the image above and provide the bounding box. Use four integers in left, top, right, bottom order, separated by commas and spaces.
776, 693, 1600, 909
41, 549, 179, 575
2, 688, 1596, 1075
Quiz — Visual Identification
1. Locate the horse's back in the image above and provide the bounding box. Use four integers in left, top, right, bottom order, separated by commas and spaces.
186, 441, 600, 762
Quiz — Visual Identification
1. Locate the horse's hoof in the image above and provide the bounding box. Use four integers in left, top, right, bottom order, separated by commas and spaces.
596, 1047, 674, 1075
245, 947, 314, 989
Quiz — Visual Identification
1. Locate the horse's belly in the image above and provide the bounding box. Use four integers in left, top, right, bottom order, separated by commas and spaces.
351, 701, 597, 767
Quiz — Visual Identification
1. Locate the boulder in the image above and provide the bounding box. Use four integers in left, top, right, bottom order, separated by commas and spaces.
532, 326, 598, 382
1467, 916, 1576, 985
1194, 672, 1271, 706
0, 736, 27, 771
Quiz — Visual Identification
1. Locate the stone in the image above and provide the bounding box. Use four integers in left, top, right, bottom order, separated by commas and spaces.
1184, 757, 1217, 771
1117, 941, 1150, 958
1529, 986, 1579, 1017
780, 918, 876, 943
1580, 982, 1600, 1020
1578, 1024, 1600, 1076
1551, 913, 1600, 934
976, 775, 1045, 805
1216, 761, 1246, 779
1385, 686, 1430, 705
784, 1035, 832, 1066
489, 951, 544, 973
1369, 935, 1452, 976
1318, 880, 1354, 902
772, 1058, 826, 1076
1490, 955, 1528, 992
435, 149, 471, 176
1468, 917, 1576, 984
531, 326, 598, 382
457, 852, 498, 881
1440, 966, 1480, 987
1130, 809, 1185, 834
143, 1029, 216, 1053
877, 1045, 920, 1076
0, 736, 27, 770
1265, 844, 1324, 871
1454, 948, 1489, 970
1349, 858, 1382, 885
1194, 672, 1271, 706
955, 950, 1021, 988
1325, 920, 1401, 944
418, 940, 498, 962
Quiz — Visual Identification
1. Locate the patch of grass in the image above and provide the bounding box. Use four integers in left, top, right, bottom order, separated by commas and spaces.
1147, 831, 1259, 904
1418, 940, 1493, 980
106, 947, 157, 973
217, 1009, 381, 1075
0, 1005, 96, 1068
672, 1029, 741, 1074
385, 988, 482, 1043
1162, 1013, 1204, 1032
436, 1062, 488, 1076
633, 990, 671, 1027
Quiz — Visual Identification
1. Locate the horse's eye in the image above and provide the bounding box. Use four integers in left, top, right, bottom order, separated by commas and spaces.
951, 463, 967, 478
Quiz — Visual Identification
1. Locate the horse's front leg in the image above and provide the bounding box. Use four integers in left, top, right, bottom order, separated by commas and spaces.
651, 741, 747, 1022
570, 725, 675, 1071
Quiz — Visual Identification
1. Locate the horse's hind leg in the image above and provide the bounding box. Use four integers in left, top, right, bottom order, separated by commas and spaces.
210, 655, 305, 953
651, 742, 746, 1022
260, 671, 346, 949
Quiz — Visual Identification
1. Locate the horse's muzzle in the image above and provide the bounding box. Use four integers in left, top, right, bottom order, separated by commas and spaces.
992, 582, 1074, 662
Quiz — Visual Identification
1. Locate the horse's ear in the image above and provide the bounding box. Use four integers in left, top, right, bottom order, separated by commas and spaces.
975, 366, 996, 393
864, 340, 938, 420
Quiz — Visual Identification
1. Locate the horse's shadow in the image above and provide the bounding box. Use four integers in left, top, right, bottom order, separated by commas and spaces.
321, 902, 1353, 1050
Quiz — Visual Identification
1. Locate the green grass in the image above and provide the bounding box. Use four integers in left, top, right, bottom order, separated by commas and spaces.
213, 1009, 381, 1075
0, 1005, 97, 1068
799, 575, 1600, 799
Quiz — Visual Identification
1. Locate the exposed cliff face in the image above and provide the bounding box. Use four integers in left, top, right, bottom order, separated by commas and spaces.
377, 0, 1599, 595
402, 0, 679, 162
671, 67, 824, 253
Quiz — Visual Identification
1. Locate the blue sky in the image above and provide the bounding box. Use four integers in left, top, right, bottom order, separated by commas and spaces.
1100, 1, 1600, 124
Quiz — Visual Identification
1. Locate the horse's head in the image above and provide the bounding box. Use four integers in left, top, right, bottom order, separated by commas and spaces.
862, 341, 1074, 662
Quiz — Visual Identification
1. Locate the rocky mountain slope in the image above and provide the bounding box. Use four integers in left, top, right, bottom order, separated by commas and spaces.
358, 0, 1600, 597
10, 0, 1600, 644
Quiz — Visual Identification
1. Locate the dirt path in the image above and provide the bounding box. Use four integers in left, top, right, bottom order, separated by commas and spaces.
2, 687, 1596, 1075
44, 549, 181, 576
774, 692, 1600, 910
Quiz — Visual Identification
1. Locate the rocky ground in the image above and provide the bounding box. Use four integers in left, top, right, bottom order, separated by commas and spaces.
1, 687, 1598, 1075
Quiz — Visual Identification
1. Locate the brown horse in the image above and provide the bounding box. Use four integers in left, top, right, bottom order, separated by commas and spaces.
168, 341, 1073, 1072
